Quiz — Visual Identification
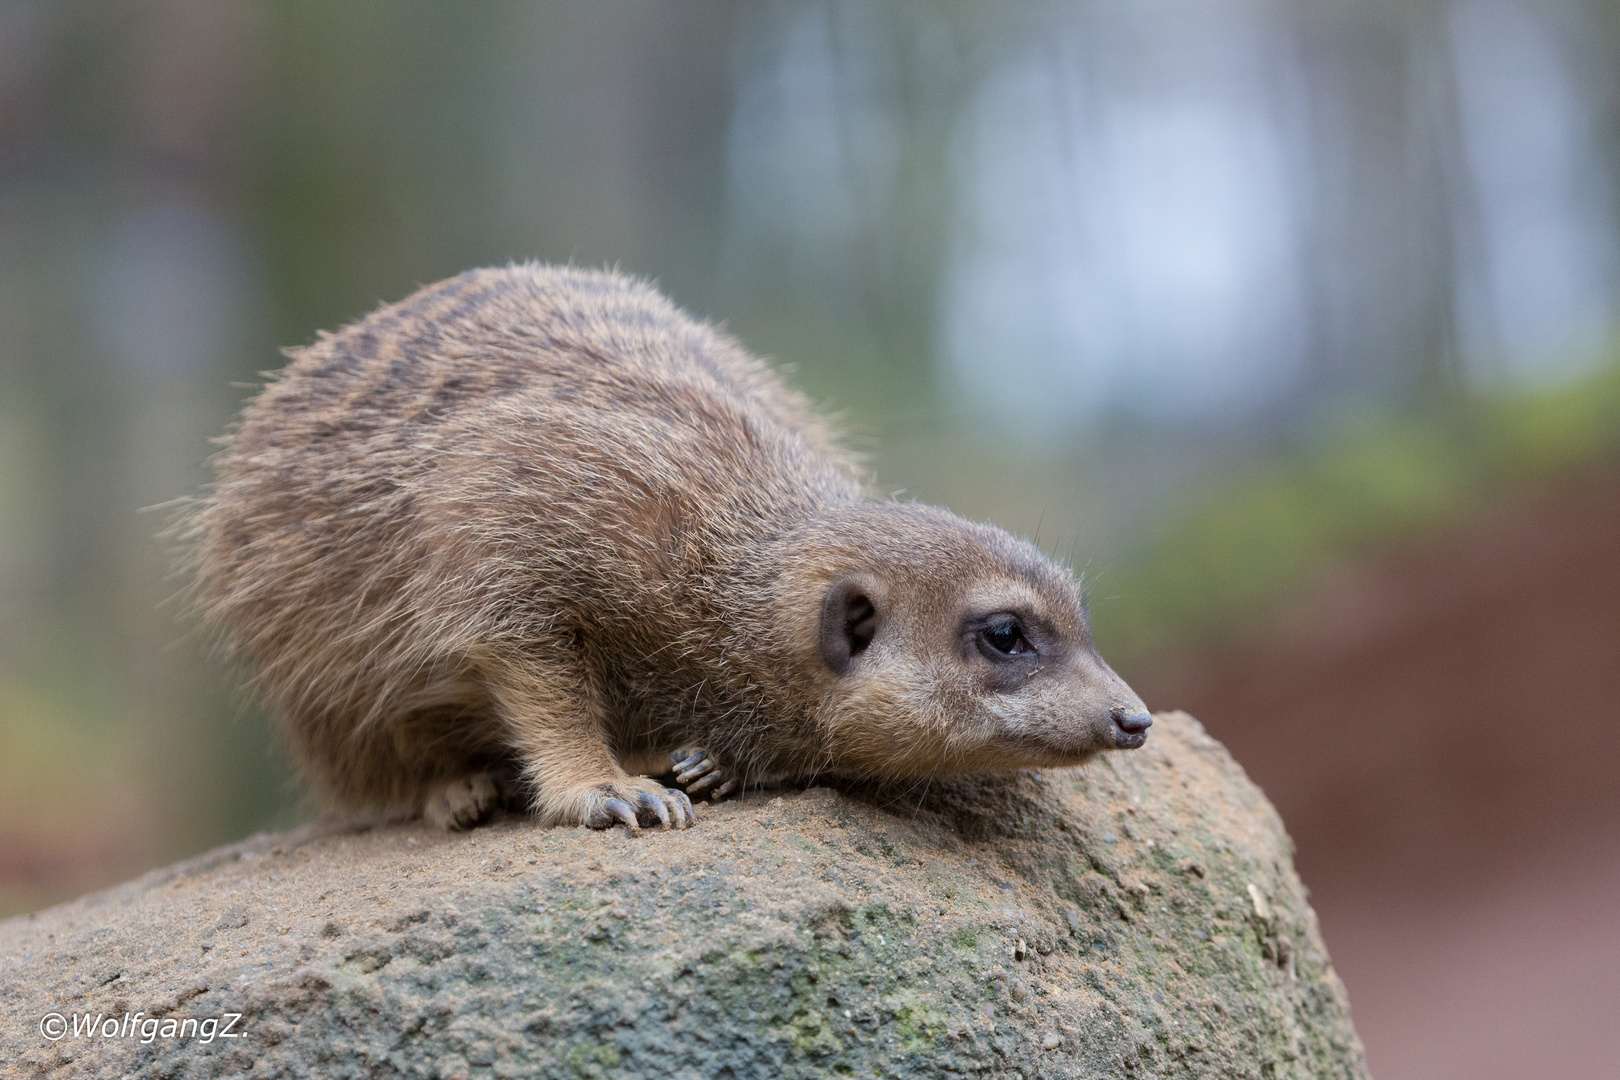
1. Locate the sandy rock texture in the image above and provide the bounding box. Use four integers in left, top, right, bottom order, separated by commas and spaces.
0, 712, 1367, 1079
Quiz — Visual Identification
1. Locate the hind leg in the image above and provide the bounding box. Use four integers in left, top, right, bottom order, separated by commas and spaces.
420, 760, 527, 830
423, 772, 502, 830
488, 657, 695, 832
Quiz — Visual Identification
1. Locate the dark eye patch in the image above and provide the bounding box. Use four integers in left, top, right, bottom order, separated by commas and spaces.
976, 615, 1035, 661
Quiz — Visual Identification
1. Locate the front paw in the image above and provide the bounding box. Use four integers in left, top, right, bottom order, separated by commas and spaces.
578, 776, 695, 833
669, 747, 740, 802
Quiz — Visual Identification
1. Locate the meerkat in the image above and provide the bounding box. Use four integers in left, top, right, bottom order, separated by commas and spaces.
184, 264, 1152, 833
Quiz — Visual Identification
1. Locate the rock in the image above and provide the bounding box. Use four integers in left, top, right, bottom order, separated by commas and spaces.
0, 712, 1367, 1079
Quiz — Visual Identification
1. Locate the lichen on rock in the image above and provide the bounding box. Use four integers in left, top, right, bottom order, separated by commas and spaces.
0, 712, 1368, 1078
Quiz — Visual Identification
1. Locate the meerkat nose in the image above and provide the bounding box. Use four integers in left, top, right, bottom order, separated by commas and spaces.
1110, 706, 1152, 748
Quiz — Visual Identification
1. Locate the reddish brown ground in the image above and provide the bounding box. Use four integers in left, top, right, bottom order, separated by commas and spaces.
1135, 465, 1620, 1080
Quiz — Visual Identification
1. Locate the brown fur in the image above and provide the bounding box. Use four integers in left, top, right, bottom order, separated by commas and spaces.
183, 264, 1150, 832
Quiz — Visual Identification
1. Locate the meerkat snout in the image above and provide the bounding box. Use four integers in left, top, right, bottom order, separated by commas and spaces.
1111, 705, 1153, 749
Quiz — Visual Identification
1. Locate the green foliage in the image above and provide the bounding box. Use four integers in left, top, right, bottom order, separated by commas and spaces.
1093, 359, 1620, 659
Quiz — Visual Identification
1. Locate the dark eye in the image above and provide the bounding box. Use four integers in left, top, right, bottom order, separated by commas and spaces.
978, 617, 1034, 659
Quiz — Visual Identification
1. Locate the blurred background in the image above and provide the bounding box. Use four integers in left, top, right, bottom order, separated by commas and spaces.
1, 2, 1617, 1076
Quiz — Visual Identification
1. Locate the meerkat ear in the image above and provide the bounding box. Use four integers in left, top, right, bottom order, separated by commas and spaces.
819, 575, 884, 675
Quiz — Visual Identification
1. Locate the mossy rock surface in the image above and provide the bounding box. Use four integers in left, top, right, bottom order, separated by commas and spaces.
0, 712, 1367, 1079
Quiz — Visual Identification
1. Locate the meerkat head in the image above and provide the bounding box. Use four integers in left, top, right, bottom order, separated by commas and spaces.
782, 504, 1151, 782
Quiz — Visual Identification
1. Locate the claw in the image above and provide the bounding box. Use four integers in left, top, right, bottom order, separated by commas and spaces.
671, 749, 707, 774
686, 770, 723, 795
711, 777, 739, 801
669, 787, 695, 826
603, 797, 639, 832
675, 757, 718, 785
634, 790, 671, 828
